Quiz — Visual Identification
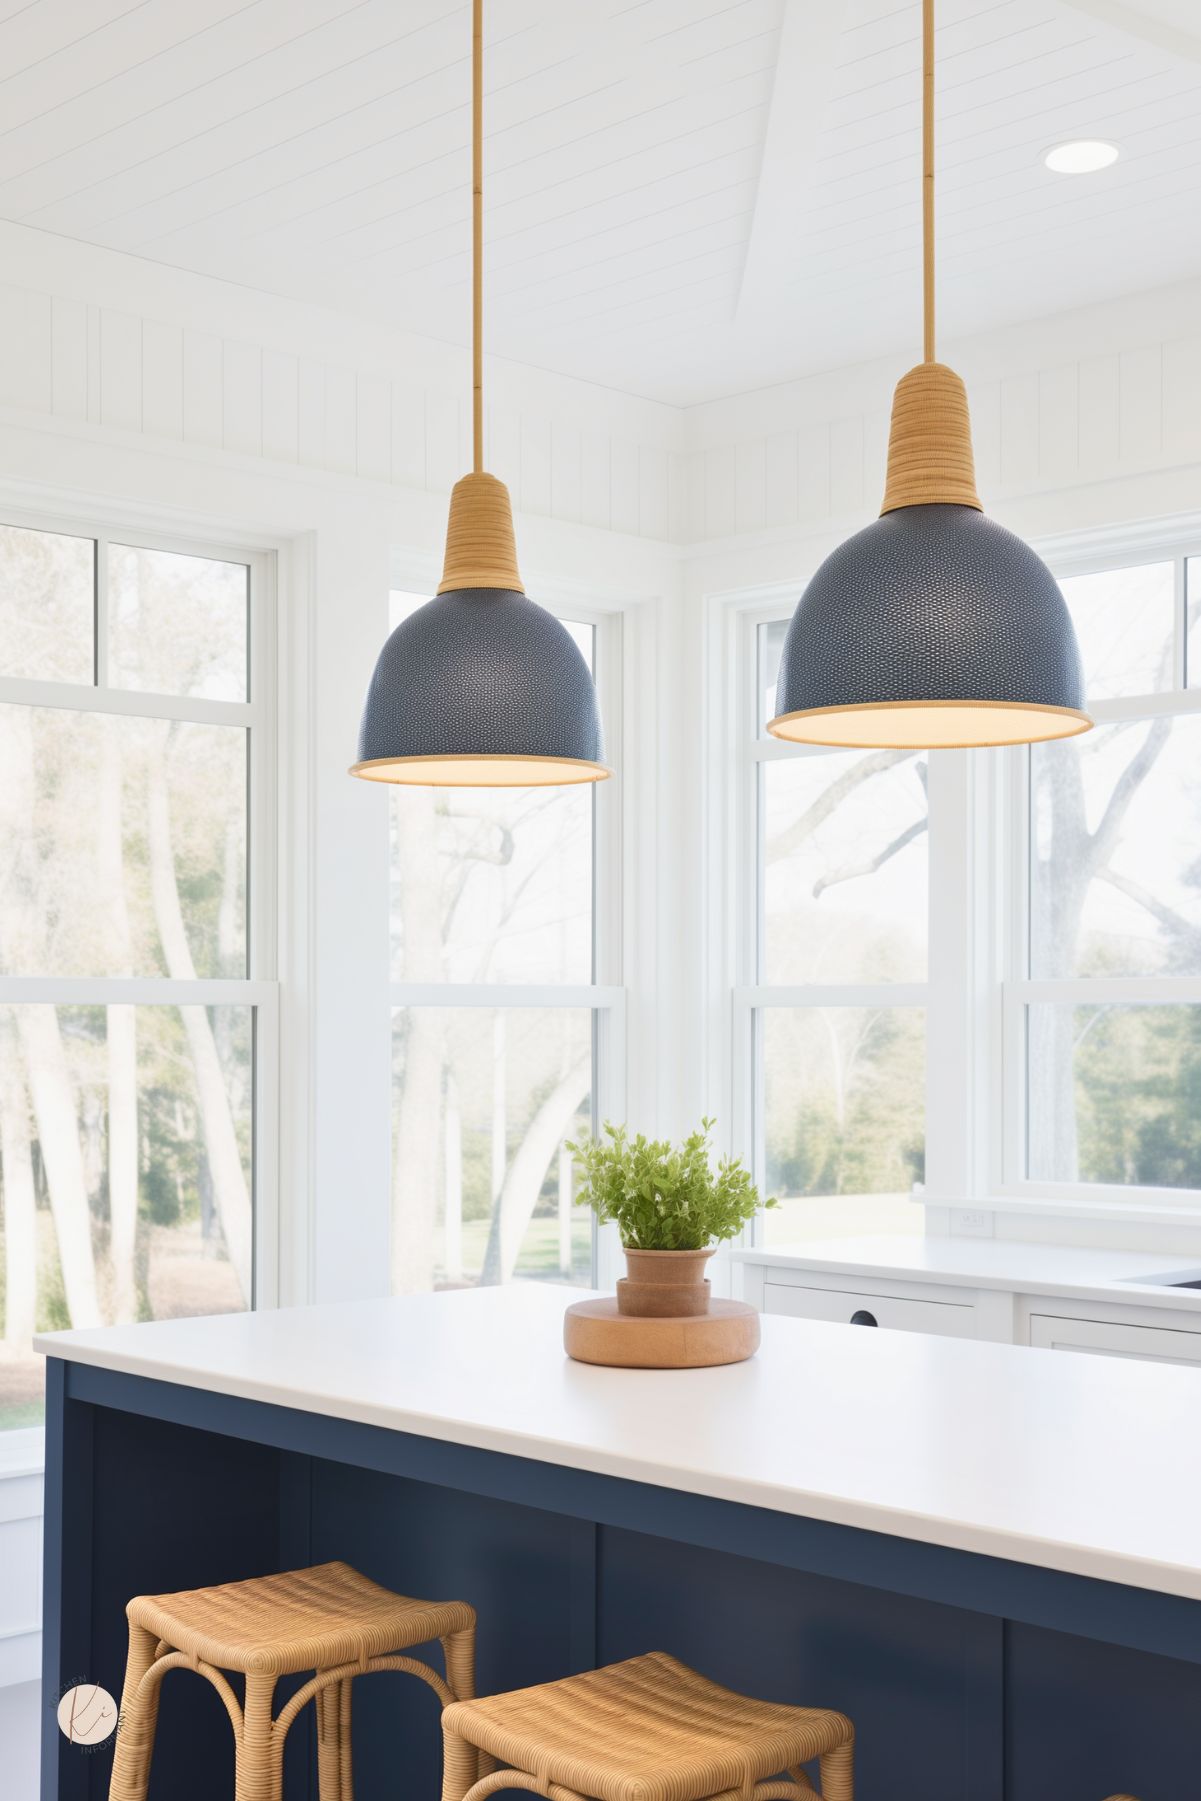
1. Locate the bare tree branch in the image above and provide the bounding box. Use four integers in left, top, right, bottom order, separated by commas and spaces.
1088, 715, 1172, 871
766, 749, 918, 860
1096, 867, 1201, 956
812, 818, 928, 898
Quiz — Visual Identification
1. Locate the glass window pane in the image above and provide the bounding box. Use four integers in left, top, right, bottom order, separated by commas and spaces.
0, 1002, 251, 1430
389, 597, 595, 985
1188, 558, 1201, 686
0, 523, 94, 684
759, 618, 788, 732
392, 1006, 591, 1292
1030, 717, 1201, 978
0, 706, 246, 979
762, 1007, 925, 1244
1027, 1002, 1201, 1189
392, 786, 592, 983
763, 752, 927, 983
109, 544, 248, 702
1058, 562, 1174, 701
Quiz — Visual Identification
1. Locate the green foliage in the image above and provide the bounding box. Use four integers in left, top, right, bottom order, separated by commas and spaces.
567, 1118, 775, 1250
1076, 1004, 1201, 1188
764, 1008, 925, 1202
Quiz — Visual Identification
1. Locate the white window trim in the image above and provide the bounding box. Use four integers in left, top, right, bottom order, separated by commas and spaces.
707, 516, 1201, 1243
385, 582, 629, 1290
0, 504, 287, 1340
993, 530, 1201, 1222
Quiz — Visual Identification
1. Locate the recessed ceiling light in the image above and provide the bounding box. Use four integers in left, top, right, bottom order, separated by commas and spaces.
1044, 140, 1119, 175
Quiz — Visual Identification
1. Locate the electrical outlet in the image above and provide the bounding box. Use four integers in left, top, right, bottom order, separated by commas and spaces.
950, 1208, 994, 1238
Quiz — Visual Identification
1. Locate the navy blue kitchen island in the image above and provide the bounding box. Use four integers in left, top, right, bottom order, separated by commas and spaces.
38, 1284, 1200, 1801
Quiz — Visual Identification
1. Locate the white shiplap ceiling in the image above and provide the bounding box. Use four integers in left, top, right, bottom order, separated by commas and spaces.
1, 0, 1199, 404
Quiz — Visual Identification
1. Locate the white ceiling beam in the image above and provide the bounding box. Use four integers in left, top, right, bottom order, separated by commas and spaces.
735, 0, 843, 321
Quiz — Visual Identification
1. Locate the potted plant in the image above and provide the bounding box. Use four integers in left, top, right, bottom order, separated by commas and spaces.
567, 1118, 776, 1319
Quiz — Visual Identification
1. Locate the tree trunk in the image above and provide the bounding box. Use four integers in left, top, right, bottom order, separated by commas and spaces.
0, 1010, 38, 1348
490, 1013, 506, 1203
146, 735, 252, 1304
106, 1006, 138, 1320
557, 1141, 573, 1277
0, 705, 100, 1329
443, 1071, 463, 1285
18, 1006, 102, 1327
480, 1053, 590, 1285
99, 729, 139, 1324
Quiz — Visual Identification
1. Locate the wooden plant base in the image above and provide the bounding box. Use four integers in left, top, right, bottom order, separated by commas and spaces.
563, 1298, 760, 1369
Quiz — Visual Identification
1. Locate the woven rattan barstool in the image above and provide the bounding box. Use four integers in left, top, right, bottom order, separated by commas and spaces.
441, 1651, 854, 1801
108, 1560, 476, 1801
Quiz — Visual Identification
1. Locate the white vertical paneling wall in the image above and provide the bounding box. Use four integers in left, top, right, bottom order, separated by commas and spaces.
0, 1442, 42, 1689
684, 276, 1201, 575
0, 224, 685, 549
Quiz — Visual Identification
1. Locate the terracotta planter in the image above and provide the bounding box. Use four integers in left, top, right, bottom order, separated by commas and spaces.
616, 1247, 714, 1319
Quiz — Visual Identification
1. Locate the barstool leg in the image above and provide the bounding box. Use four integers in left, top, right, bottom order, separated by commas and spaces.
441, 1622, 477, 1701
441, 1623, 492, 1778
236, 1672, 280, 1801
108, 1622, 162, 1801
441, 1721, 481, 1801
818, 1740, 854, 1801
316, 1679, 354, 1801
338, 1679, 354, 1800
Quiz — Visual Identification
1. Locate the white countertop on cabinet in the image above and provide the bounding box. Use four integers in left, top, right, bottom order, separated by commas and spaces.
732, 1233, 1201, 1310
36, 1281, 1201, 1603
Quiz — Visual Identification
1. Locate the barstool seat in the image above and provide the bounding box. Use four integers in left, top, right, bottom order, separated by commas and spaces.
442, 1651, 854, 1801
108, 1560, 477, 1801
127, 1561, 474, 1674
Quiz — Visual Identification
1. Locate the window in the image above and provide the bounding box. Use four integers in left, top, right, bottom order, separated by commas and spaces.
0, 520, 276, 1432
741, 615, 928, 1244
1008, 551, 1201, 1201
733, 539, 1201, 1246
389, 594, 621, 1293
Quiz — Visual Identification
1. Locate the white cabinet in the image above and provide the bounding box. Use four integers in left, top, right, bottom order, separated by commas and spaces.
735, 1242, 1201, 1362
764, 1281, 974, 1338
1029, 1313, 1201, 1365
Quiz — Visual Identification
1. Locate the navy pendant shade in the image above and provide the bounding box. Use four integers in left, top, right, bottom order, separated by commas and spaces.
770, 503, 1088, 749
767, 0, 1091, 753
352, 584, 606, 786
350, 0, 608, 790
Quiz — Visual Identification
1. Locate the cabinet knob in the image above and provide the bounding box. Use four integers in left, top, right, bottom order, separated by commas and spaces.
850, 1309, 878, 1327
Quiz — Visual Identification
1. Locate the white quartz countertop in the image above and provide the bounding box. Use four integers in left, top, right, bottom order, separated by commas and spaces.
732, 1233, 1201, 1309
36, 1283, 1201, 1603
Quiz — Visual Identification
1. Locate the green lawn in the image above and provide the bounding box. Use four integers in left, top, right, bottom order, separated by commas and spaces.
457, 1215, 591, 1282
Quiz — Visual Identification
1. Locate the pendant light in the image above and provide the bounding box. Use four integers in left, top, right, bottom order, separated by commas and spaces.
351, 0, 608, 787
767, 0, 1091, 751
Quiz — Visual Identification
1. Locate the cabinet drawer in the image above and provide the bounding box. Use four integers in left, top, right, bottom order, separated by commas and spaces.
1029, 1314, 1201, 1365
764, 1282, 973, 1338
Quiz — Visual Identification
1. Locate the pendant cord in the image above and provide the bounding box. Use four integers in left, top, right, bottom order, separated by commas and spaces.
922, 0, 935, 363
472, 0, 483, 472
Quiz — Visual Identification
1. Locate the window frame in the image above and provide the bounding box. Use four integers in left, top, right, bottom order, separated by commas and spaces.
711, 517, 1201, 1246
721, 592, 933, 1249
996, 533, 1201, 1220
0, 504, 282, 1455
386, 581, 627, 1291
